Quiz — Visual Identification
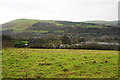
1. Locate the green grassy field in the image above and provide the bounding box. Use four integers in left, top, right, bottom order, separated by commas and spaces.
2, 48, 118, 78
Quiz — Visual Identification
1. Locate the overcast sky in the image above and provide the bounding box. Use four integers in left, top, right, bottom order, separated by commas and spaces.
0, 0, 119, 24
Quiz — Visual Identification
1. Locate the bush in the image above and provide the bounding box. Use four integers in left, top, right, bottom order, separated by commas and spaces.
28, 44, 45, 48
77, 43, 119, 50
2, 35, 14, 48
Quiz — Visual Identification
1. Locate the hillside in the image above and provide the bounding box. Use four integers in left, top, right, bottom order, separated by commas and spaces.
2, 19, 56, 32
84, 20, 118, 26
2, 19, 118, 38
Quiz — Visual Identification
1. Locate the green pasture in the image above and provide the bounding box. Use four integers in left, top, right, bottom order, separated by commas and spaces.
2, 48, 119, 78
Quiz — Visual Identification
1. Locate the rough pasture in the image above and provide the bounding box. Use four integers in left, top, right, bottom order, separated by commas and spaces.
2, 48, 119, 78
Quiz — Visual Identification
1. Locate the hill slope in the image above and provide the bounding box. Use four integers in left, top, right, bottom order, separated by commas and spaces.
2, 19, 56, 32
84, 20, 118, 26
2, 19, 118, 38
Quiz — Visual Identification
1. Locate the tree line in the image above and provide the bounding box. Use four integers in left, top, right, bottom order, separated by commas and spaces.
2, 35, 119, 50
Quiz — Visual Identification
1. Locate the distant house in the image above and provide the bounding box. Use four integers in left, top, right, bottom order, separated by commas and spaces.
59, 44, 65, 48
25, 43, 28, 46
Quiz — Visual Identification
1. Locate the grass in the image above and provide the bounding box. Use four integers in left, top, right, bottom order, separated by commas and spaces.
84, 25, 109, 28
2, 48, 119, 78
39, 30, 48, 33
2, 19, 57, 33
56, 24, 63, 26
76, 24, 109, 28
55, 30, 64, 33
28, 30, 48, 33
